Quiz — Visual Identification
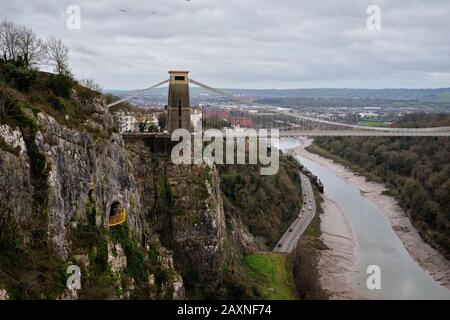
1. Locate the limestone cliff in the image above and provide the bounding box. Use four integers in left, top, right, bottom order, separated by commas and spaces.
0, 90, 183, 299
125, 142, 231, 297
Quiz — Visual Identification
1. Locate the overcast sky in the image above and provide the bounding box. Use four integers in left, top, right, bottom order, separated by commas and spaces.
2, 0, 450, 89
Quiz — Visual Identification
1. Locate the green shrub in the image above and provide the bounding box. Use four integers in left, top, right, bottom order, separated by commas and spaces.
0, 213, 65, 299
110, 223, 151, 284
70, 211, 116, 299
47, 93, 67, 112
0, 62, 37, 92
46, 74, 73, 98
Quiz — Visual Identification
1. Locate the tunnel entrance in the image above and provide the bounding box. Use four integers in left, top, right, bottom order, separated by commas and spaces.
108, 201, 127, 227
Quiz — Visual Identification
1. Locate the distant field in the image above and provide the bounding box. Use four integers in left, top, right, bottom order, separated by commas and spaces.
360, 120, 388, 127
243, 252, 297, 300
437, 92, 450, 103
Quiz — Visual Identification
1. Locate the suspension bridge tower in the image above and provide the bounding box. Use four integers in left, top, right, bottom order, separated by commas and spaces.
167, 70, 191, 134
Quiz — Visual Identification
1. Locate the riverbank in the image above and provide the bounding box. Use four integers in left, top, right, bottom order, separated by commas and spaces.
318, 198, 365, 299
291, 137, 450, 291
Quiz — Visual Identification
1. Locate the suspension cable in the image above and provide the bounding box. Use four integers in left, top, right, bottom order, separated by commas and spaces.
107, 79, 170, 108
189, 78, 252, 104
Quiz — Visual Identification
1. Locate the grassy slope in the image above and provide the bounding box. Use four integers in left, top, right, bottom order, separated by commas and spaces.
243, 252, 298, 300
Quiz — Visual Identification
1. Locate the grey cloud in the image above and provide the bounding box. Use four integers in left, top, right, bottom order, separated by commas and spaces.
0, 0, 449, 89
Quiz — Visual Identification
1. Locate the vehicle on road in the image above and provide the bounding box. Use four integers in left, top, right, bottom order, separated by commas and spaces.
277, 243, 283, 248
289, 228, 293, 232
302, 208, 305, 212
308, 205, 312, 210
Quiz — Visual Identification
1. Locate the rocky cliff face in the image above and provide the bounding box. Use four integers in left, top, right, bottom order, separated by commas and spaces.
125, 142, 231, 297
168, 164, 227, 293
0, 94, 184, 299
36, 109, 144, 257
0, 124, 33, 225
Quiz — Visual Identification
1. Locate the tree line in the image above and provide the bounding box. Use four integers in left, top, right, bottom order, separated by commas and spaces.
0, 20, 103, 95
0, 20, 71, 76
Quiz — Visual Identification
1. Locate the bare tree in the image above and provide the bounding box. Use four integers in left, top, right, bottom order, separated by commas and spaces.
136, 115, 150, 133
80, 78, 102, 92
44, 36, 71, 76
17, 25, 44, 67
0, 21, 20, 61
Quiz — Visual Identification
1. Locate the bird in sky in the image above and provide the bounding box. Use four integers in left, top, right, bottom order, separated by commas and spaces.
119, 9, 127, 13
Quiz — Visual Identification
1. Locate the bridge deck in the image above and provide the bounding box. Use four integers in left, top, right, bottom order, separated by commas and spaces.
123, 130, 450, 138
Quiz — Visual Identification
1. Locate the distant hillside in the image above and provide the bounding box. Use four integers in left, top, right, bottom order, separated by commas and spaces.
106, 87, 450, 103
228, 88, 450, 102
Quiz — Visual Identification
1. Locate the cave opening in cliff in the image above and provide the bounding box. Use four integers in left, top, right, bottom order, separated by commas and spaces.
108, 201, 127, 227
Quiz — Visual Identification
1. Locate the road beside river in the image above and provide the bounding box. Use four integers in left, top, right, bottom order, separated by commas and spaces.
274, 172, 316, 254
